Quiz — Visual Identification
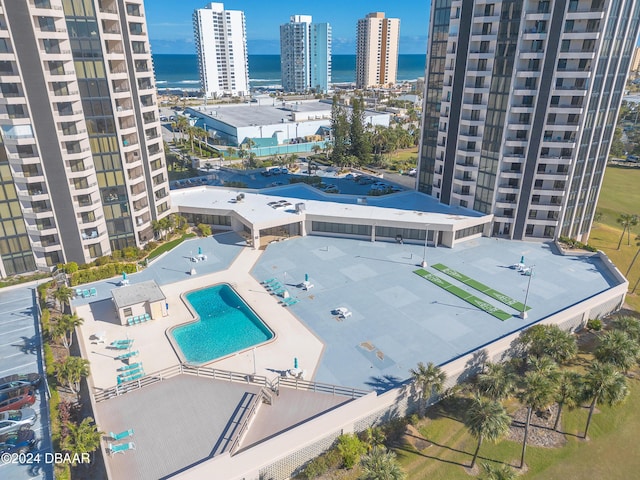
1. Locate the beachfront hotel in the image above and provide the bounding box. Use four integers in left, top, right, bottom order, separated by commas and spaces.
355, 12, 400, 89
417, 0, 640, 242
279, 15, 332, 93
0, 0, 171, 276
193, 2, 249, 98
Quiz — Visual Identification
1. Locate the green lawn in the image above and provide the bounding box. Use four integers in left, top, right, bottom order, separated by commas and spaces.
596, 165, 640, 228
398, 371, 640, 480
147, 233, 196, 260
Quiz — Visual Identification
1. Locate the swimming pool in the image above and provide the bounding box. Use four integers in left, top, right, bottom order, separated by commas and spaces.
171, 284, 273, 364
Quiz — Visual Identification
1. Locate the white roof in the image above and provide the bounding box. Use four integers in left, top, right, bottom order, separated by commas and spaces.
170, 185, 491, 232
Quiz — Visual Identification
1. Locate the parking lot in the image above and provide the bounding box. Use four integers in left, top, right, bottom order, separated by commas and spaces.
0, 284, 52, 480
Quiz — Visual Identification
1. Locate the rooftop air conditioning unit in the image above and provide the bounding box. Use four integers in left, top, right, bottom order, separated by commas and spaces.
295, 202, 305, 213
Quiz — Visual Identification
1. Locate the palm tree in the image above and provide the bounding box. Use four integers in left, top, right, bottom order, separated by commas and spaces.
476, 362, 516, 401
625, 234, 640, 276
464, 396, 511, 469
518, 324, 577, 364
359, 446, 406, 480
51, 314, 84, 351
553, 371, 582, 431
311, 144, 321, 157
613, 316, 640, 342
518, 370, 557, 468
594, 329, 640, 374
409, 361, 446, 416
616, 213, 638, 249
361, 426, 386, 452
481, 463, 517, 480
56, 356, 90, 394
227, 146, 237, 159
62, 417, 103, 465
53, 285, 74, 312
582, 361, 628, 438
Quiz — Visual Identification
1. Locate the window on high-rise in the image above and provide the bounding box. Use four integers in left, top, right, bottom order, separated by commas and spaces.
564, 20, 574, 33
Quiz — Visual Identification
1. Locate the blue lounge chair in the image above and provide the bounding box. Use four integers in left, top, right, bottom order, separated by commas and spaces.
266, 282, 282, 291
282, 297, 299, 307
115, 350, 138, 361
90, 287, 97, 296
108, 442, 135, 454
109, 429, 134, 441
144, 313, 151, 321
75, 288, 83, 297
261, 278, 277, 285
82, 289, 90, 298
127, 317, 134, 326
117, 362, 142, 372
110, 339, 134, 349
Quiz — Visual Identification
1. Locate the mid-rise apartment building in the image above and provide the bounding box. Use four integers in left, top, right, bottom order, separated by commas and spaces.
193, 2, 249, 98
0, 0, 171, 276
280, 15, 331, 93
418, 0, 640, 242
355, 12, 400, 89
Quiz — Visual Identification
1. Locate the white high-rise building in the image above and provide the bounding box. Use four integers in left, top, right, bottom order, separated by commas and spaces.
193, 2, 249, 98
280, 15, 332, 93
418, 0, 640, 242
0, 0, 171, 276
356, 12, 400, 89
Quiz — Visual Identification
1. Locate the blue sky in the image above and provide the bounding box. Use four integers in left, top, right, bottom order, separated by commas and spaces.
145, 0, 431, 55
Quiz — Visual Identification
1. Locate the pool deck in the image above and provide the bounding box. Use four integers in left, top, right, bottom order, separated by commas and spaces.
76, 235, 325, 390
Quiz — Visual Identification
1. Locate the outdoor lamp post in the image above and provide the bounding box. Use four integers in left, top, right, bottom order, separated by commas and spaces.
421, 224, 429, 268
520, 265, 534, 319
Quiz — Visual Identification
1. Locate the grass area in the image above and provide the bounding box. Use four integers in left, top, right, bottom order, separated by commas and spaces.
398, 367, 640, 480
390, 147, 419, 163
414, 269, 512, 320
147, 233, 196, 260
596, 165, 640, 228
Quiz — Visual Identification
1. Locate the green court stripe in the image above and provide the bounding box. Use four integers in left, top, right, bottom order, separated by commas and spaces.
431, 263, 530, 312
414, 269, 512, 321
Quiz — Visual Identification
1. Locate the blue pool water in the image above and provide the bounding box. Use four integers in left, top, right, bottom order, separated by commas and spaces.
172, 284, 273, 364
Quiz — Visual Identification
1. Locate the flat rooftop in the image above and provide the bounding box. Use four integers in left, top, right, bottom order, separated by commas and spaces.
186, 100, 387, 128
170, 186, 488, 232
252, 236, 619, 390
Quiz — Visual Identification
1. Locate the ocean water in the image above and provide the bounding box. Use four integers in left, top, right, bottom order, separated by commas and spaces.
153, 54, 426, 90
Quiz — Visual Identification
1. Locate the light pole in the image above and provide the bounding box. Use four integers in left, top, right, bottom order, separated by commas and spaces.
520, 265, 534, 319
421, 224, 429, 268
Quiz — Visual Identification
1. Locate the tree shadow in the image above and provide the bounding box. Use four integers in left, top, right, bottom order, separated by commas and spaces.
19, 335, 40, 355
395, 444, 468, 468
364, 374, 404, 393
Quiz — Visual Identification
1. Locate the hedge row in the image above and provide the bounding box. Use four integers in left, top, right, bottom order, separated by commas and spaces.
558, 235, 598, 252
69, 262, 137, 287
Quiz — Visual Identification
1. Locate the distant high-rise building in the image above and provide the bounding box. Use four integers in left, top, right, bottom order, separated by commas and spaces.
417, 0, 640, 242
0, 0, 171, 277
280, 15, 332, 93
631, 46, 640, 73
356, 12, 400, 89
193, 2, 249, 98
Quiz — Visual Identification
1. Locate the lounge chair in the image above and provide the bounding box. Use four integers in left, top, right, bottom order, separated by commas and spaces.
82, 289, 90, 298
144, 313, 151, 321
282, 297, 299, 307
117, 362, 142, 372
115, 350, 138, 361
127, 317, 135, 326
109, 429, 134, 441
266, 282, 282, 291
75, 288, 83, 297
341, 310, 352, 318
89, 287, 97, 296
261, 278, 277, 285
108, 442, 136, 455
110, 339, 134, 350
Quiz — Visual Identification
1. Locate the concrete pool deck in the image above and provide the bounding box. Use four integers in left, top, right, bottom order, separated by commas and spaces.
76, 239, 325, 391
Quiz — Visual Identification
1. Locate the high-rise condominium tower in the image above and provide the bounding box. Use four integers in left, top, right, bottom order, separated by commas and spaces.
356, 12, 400, 89
418, 0, 640, 242
193, 2, 249, 98
280, 15, 332, 93
0, 0, 171, 277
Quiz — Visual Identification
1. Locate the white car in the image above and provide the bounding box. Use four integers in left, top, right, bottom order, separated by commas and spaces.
408, 168, 417, 176
0, 409, 37, 436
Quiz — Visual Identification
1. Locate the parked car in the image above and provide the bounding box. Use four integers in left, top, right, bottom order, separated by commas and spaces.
270, 167, 282, 175
408, 168, 417, 176
281, 167, 289, 174
0, 380, 35, 397
0, 374, 41, 389
159, 115, 168, 122
324, 185, 340, 193
0, 408, 37, 436
0, 429, 37, 455
261, 169, 272, 177
0, 392, 36, 413
344, 173, 359, 180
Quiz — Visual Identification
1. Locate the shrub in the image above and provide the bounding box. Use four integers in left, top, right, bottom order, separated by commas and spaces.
197, 223, 212, 237
64, 262, 79, 274
302, 456, 328, 479
382, 417, 409, 445
145, 241, 159, 252
336, 433, 366, 469
587, 318, 603, 331
408, 413, 420, 426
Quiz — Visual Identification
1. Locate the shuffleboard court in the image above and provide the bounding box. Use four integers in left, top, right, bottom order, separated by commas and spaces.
431, 263, 530, 312
414, 269, 513, 321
